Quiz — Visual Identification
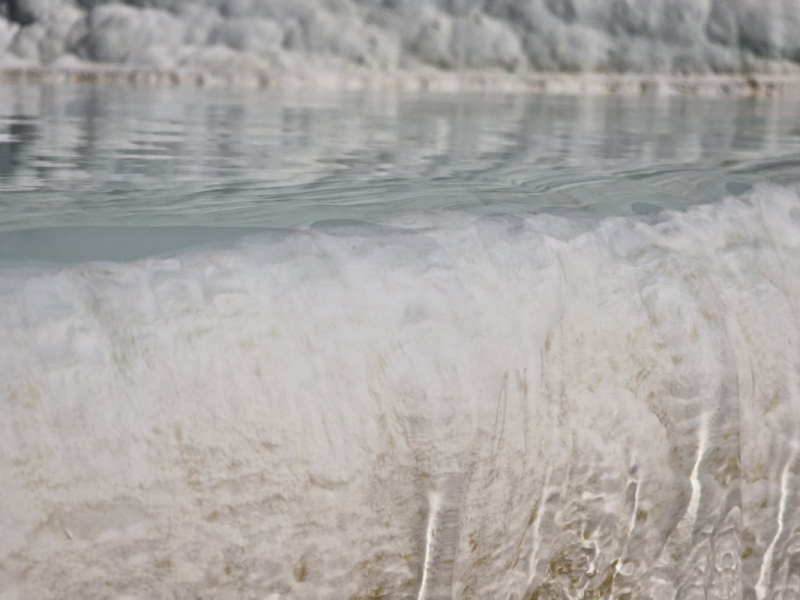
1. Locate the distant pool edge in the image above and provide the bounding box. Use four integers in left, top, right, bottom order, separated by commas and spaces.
2, 66, 800, 97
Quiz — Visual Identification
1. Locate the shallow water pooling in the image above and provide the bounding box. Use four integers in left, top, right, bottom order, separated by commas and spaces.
0, 84, 799, 259
1, 85, 800, 599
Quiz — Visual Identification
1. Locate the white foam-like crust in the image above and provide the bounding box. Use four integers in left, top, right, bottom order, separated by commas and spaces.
2, 0, 800, 91
2, 184, 800, 598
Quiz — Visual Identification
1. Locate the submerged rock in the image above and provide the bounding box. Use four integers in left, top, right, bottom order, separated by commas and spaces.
3, 186, 800, 598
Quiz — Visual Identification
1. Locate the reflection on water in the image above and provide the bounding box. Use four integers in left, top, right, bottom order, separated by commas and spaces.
0, 83, 799, 234
0, 117, 37, 178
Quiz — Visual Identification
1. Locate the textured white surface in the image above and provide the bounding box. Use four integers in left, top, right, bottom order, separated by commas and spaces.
3, 0, 800, 79
2, 184, 800, 598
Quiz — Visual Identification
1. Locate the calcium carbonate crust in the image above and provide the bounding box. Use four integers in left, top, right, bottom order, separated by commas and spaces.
2, 184, 800, 598
1, 0, 800, 90
4, 65, 800, 94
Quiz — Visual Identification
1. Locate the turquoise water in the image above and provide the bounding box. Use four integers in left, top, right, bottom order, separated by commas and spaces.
1, 84, 800, 260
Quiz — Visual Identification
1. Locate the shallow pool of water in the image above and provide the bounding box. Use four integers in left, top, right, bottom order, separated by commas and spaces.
1, 84, 800, 260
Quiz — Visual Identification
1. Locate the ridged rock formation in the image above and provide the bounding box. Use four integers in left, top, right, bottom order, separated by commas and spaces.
0, 0, 799, 77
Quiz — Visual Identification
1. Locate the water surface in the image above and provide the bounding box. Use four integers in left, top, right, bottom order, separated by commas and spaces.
1, 84, 800, 260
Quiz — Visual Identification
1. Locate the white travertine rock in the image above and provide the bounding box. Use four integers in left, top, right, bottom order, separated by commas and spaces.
8, 22, 46, 60
1, 0, 800, 77
2, 185, 800, 598
0, 18, 21, 58
81, 4, 184, 63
